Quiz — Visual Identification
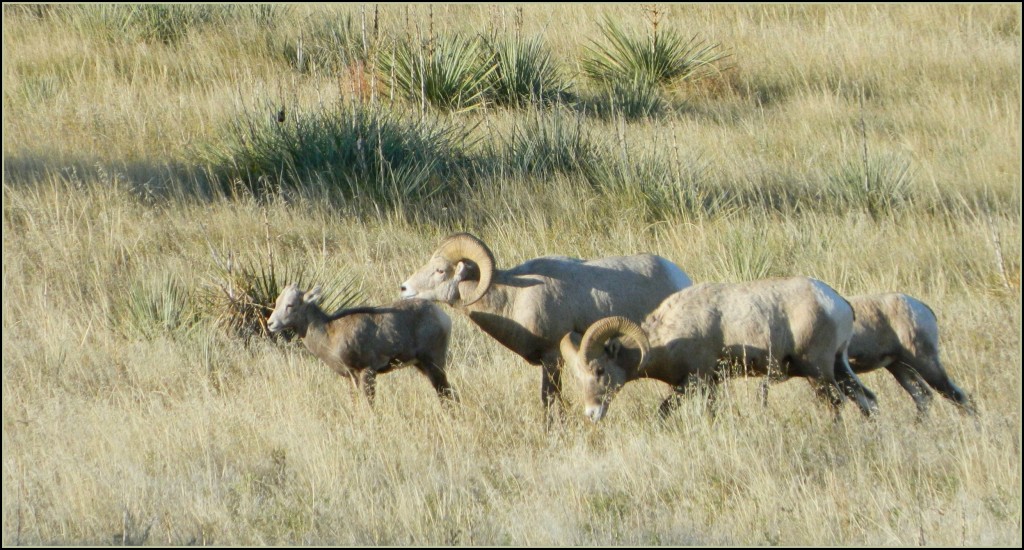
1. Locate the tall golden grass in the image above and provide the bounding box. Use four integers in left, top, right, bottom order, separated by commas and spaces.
3, 4, 1021, 545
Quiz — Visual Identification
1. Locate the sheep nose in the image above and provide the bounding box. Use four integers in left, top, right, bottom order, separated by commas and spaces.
399, 284, 417, 299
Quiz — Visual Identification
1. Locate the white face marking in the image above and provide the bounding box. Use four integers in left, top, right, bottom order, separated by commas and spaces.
400, 256, 459, 303
267, 287, 303, 333
573, 356, 623, 423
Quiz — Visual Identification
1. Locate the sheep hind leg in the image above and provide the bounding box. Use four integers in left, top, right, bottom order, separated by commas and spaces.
906, 357, 976, 416
415, 358, 459, 403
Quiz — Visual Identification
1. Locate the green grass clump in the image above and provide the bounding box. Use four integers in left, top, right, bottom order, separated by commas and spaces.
497, 108, 598, 178
581, 15, 727, 119
277, 12, 366, 75
199, 100, 471, 206
63, 4, 282, 46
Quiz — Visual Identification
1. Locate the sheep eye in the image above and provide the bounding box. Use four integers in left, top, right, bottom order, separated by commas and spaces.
435, 268, 445, 275
595, 367, 605, 377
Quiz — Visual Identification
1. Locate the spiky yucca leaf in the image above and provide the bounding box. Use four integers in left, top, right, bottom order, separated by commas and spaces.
582, 16, 727, 88
114, 274, 201, 340
379, 34, 496, 112
200, 254, 362, 342
486, 35, 571, 107
827, 153, 915, 219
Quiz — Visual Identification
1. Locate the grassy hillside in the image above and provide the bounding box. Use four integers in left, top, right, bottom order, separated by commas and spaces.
3, 4, 1021, 545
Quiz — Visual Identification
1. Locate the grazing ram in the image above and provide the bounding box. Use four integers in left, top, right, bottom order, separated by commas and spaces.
399, 232, 692, 416
761, 293, 976, 416
560, 276, 880, 422
267, 284, 457, 404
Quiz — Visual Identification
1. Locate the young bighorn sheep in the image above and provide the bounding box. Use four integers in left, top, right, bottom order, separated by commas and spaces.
762, 293, 975, 415
560, 277, 880, 422
267, 284, 457, 404
399, 232, 692, 416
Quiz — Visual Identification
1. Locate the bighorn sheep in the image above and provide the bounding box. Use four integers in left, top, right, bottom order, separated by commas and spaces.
267, 284, 457, 404
761, 293, 975, 415
399, 233, 692, 415
560, 277, 880, 422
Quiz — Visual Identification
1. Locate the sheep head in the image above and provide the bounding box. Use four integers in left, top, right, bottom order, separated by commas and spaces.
400, 233, 495, 307
560, 316, 650, 422
267, 283, 323, 333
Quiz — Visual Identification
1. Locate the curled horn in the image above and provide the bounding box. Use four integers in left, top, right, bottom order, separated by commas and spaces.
579, 316, 650, 371
436, 233, 495, 306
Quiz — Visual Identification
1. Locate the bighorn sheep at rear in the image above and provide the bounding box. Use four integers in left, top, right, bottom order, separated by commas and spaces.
399, 232, 692, 415
560, 277, 880, 422
268, 284, 457, 404
798, 293, 974, 415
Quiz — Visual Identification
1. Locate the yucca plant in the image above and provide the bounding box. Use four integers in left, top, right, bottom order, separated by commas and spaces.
581, 15, 727, 88
200, 252, 363, 343
113, 274, 201, 340
827, 152, 915, 219
485, 35, 571, 107
378, 33, 496, 112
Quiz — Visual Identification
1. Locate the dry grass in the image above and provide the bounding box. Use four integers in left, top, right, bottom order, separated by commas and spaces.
3, 4, 1021, 546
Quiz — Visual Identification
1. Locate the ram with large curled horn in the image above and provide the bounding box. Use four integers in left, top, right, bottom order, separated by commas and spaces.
400, 232, 692, 418
561, 276, 881, 423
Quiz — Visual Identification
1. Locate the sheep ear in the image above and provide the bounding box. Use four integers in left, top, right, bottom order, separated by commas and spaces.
560, 332, 582, 365
304, 286, 324, 305
604, 338, 623, 359
453, 260, 473, 282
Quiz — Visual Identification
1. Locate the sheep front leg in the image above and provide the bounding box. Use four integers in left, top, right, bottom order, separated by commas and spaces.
758, 379, 771, 408
357, 369, 378, 405
812, 380, 847, 422
658, 385, 687, 419
834, 354, 879, 417
541, 358, 563, 426
886, 362, 934, 417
